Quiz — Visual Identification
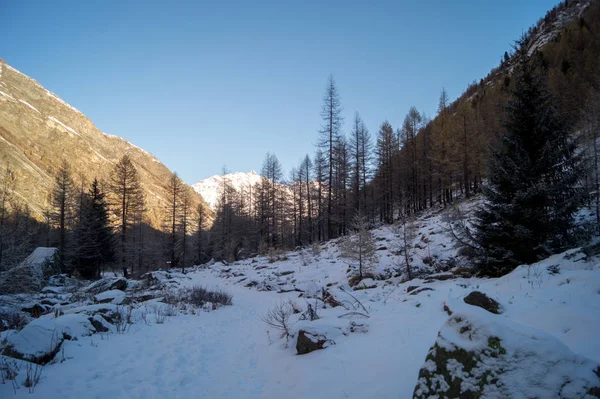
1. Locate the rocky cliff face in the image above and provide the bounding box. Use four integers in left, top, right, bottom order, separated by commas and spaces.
0, 59, 206, 226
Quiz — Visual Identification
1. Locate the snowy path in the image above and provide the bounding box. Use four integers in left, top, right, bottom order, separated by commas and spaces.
4, 249, 600, 398
19, 278, 276, 398
5, 272, 444, 399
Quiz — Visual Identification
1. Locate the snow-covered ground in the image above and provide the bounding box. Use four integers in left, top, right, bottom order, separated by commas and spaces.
1, 202, 600, 398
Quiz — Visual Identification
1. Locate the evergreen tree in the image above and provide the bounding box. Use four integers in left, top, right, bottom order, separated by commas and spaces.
300, 155, 314, 243
333, 135, 350, 235
474, 56, 583, 276
260, 152, 283, 248
179, 186, 193, 272
52, 160, 76, 273
349, 112, 372, 215
313, 150, 327, 241
75, 178, 114, 278
194, 203, 209, 264
109, 154, 145, 273
400, 107, 423, 212
375, 121, 398, 223
165, 172, 184, 269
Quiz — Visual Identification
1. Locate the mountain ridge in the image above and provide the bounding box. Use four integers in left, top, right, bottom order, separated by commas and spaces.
192, 171, 262, 210
0, 58, 207, 227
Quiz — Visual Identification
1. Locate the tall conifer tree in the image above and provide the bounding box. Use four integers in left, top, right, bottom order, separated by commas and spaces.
475, 52, 583, 276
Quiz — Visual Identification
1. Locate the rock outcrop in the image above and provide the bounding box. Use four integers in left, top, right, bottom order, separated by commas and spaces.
413, 311, 600, 398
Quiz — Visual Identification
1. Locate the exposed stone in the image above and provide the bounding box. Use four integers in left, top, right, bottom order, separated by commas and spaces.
354, 278, 377, 290
88, 315, 110, 332
424, 272, 454, 282
110, 278, 127, 291
322, 290, 342, 308
21, 303, 48, 318
464, 291, 502, 314
134, 293, 157, 302
451, 267, 473, 278
296, 330, 332, 355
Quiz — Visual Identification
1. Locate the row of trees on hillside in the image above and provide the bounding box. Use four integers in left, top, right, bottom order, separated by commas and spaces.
207, 25, 599, 279
206, 73, 492, 262
4, 0, 595, 279
44, 155, 208, 278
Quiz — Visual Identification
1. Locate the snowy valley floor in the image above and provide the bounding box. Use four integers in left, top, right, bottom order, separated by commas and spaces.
2, 245, 600, 398
1, 201, 600, 398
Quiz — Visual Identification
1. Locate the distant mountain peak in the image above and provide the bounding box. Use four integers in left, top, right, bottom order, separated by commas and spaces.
192, 171, 263, 210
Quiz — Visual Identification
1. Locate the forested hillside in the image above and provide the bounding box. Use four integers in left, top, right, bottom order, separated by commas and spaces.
0, 61, 212, 274
206, 0, 600, 264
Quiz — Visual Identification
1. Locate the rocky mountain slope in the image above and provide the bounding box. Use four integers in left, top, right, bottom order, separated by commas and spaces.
0, 59, 206, 226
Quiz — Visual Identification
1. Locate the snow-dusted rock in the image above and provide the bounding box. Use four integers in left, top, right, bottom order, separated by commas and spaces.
424, 272, 454, 281
140, 270, 187, 290
64, 303, 119, 324
83, 277, 127, 294
89, 314, 111, 333
0, 247, 58, 294
413, 309, 600, 398
45, 274, 82, 292
3, 313, 99, 364
94, 289, 126, 304
294, 320, 346, 355
52, 313, 97, 339
20, 302, 49, 317
296, 329, 335, 355
3, 318, 64, 364
354, 278, 377, 290
463, 291, 503, 314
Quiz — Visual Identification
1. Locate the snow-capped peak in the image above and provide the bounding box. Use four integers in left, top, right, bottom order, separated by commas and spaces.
192, 171, 263, 210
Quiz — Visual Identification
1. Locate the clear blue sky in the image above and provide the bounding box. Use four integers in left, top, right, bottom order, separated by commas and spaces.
0, 0, 558, 184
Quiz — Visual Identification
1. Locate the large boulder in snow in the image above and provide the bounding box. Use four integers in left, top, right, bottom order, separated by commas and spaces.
413, 310, 600, 398
3, 318, 64, 364
0, 247, 58, 294
3, 313, 98, 364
